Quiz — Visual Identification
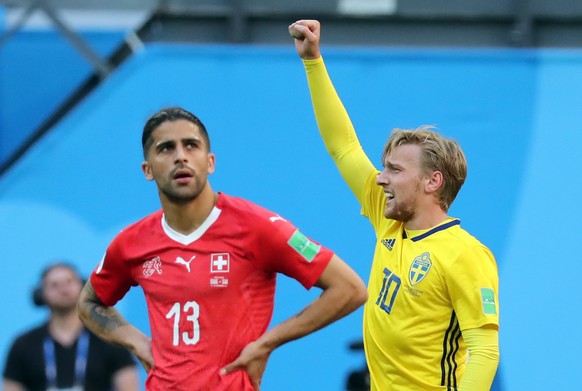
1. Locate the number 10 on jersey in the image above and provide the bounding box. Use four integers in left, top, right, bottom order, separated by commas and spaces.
376, 267, 401, 314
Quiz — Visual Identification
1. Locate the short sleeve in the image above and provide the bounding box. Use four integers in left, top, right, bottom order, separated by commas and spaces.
90, 234, 136, 306
252, 216, 334, 290
446, 245, 500, 330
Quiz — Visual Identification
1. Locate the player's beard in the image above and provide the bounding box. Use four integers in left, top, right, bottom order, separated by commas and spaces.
384, 199, 416, 222
159, 175, 208, 204
383, 182, 422, 222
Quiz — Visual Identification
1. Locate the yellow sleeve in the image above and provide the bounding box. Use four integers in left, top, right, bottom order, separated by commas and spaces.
303, 57, 376, 204
448, 245, 499, 330
459, 326, 500, 391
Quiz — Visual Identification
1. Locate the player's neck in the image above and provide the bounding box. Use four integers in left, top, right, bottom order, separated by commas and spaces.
162, 187, 219, 235
403, 208, 449, 230
48, 310, 84, 347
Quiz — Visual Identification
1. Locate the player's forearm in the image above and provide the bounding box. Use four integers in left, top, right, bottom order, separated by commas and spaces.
262, 285, 364, 352
303, 57, 375, 200
303, 57, 359, 158
258, 259, 367, 351
458, 326, 500, 391
77, 281, 147, 352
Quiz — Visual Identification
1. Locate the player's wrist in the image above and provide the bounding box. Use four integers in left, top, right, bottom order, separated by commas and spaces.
253, 333, 281, 354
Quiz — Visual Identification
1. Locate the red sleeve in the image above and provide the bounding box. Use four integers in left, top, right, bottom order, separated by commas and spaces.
252, 215, 333, 290
90, 232, 137, 306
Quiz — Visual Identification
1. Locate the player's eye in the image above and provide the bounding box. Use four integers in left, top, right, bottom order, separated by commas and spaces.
184, 140, 199, 149
157, 142, 174, 153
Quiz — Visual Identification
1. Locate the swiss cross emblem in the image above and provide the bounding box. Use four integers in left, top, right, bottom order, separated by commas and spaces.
210, 253, 230, 273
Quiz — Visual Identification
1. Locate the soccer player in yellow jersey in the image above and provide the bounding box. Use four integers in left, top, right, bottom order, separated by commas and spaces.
289, 20, 500, 391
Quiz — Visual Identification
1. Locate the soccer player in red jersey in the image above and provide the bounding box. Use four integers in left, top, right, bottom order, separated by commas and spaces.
77, 107, 368, 391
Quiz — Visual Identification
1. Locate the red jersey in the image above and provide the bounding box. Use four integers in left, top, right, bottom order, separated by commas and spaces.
90, 193, 333, 390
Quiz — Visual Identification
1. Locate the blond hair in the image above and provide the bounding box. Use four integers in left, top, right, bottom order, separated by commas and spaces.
382, 125, 467, 211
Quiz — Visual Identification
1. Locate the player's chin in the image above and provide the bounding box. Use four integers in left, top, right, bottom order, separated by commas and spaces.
383, 209, 402, 221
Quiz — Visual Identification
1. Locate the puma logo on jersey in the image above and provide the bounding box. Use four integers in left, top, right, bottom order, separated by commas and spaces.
269, 215, 286, 223
381, 238, 396, 251
175, 256, 196, 272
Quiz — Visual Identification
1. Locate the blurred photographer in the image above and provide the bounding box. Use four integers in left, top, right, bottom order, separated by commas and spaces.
2, 262, 139, 391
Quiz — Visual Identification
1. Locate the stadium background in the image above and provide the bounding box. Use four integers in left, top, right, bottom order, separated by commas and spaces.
1, 1, 581, 390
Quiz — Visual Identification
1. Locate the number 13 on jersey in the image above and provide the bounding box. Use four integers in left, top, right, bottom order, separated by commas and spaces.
166, 301, 200, 346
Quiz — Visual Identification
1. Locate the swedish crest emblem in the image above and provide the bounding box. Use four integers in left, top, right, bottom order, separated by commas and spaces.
409, 252, 432, 286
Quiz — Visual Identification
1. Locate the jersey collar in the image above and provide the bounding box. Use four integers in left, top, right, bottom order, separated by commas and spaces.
402, 218, 461, 242
161, 206, 222, 245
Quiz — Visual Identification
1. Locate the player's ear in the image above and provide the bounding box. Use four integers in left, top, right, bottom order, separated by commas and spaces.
425, 170, 443, 194
207, 153, 216, 174
142, 161, 154, 181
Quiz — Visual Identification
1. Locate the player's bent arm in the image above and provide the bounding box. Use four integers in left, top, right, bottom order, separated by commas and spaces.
459, 325, 500, 391
112, 365, 140, 391
264, 254, 367, 345
220, 254, 367, 388
2, 379, 25, 391
77, 281, 153, 372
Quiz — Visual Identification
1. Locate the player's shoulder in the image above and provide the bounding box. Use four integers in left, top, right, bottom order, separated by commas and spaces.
113, 210, 164, 240
218, 193, 280, 222
445, 221, 494, 260
449, 222, 488, 248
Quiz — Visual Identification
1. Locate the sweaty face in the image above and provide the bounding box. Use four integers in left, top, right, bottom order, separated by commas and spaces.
376, 143, 426, 222
42, 267, 83, 313
142, 119, 215, 204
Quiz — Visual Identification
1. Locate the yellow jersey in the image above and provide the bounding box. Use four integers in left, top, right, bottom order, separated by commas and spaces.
362, 171, 499, 390
303, 57, 499, 390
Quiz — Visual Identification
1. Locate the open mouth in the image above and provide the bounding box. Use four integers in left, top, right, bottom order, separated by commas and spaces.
173, 169, 193, 183
384, 191, 394, 208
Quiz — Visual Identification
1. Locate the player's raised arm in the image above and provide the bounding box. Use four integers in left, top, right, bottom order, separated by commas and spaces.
220, 254, 367, 390
77, 280, 154, 372
289, 19, 376, 204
